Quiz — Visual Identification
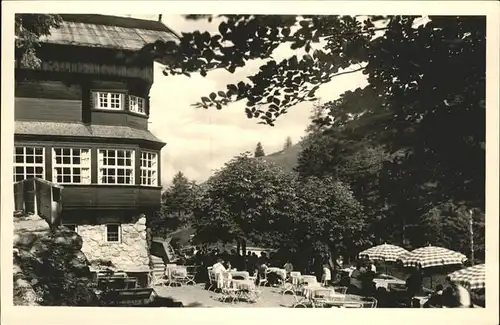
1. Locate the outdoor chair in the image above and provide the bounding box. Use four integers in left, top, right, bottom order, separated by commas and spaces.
207, 268, 217, 291
248, 270, 258, 283
332, 286, 348, 295
257, 271, 268, 287
363, 296, 378, 308
336, 302, 364, 308
169, 266, 188, 287
149, 265, 169, 287
184, 265, 198, 285
246, 287, 262, 303
218, 274, 239, 304
310, 288, 337, 308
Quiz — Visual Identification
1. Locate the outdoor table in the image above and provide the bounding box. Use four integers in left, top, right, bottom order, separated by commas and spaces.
302, 284, 331, 299
324, 294, 372, 308
267, 267, 287, 280
373, 273, 406, 290
166, 266, 188, 286
231, 270, 250, 280
291, 274, 301, 286
232, 279, 256, 291
300, 275, 318, 285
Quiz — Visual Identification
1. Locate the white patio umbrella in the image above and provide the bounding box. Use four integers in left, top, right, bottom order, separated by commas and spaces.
447, 263, 485, 290
359, 244, 409, 262
397, 245, 467, 269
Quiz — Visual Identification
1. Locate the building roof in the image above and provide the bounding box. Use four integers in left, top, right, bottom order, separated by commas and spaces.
39, 14, 180, 51
15, 121, 165, 145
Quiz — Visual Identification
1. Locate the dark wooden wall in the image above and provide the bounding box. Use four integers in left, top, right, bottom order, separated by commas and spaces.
15, 79, 149, 129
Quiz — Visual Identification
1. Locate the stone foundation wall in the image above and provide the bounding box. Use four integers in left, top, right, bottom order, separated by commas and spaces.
78, 214, 150, 273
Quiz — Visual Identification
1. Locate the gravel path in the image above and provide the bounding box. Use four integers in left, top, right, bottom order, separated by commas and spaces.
154, 284, 297, 307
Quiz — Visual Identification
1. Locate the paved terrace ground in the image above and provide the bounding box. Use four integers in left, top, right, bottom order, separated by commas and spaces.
154, 284, 297, 307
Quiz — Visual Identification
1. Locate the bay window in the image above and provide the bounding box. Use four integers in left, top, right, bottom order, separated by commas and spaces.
98, 149, 135, 185
129, 95, 146, 115
92, 91, 125, 110
13, 146, 45, 182
140, 151, 158, 186
53, 148, 91, 184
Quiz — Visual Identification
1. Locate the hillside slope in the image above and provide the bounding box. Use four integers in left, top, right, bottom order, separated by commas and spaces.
262, 142, 302, 174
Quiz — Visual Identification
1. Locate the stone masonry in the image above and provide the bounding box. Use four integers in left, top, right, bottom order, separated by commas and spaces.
78, 214, 150, 272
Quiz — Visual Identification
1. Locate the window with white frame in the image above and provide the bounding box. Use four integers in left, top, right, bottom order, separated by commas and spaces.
98, 149, 135, 185
129, 95, 146, 115
92, 91, 124, 110
140, 151, 158, 186
53, 148, 91, 184
63, 224, 78, 233
13, 146, 45, 182
105, 224, 121, 243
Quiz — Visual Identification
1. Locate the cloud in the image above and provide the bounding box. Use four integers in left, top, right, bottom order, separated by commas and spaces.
130, 14, 368, 186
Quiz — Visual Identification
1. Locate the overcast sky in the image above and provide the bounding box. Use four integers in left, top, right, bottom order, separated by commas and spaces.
129, 14, 368, 186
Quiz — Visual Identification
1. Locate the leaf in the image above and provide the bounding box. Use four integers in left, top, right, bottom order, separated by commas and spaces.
209, 92, 217, 100
218, 21, 228, 35
218, 91, 227, 97
272, 97, 280, 105
201, 97, 211, 103
227, 84, 238, 92
216, 103, 222, 110
282, 27, 291, 37
200, 70, 207, 77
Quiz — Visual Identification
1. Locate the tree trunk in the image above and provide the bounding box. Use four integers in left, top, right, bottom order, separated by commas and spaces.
242, 239, 247, 256
236, 240, 241, 255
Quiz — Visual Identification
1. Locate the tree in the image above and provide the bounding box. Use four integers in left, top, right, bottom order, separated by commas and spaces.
15, 14, 62, 69
192, 152, 297, 253
291, 176, 369, 266
417, 203, 485, 261
159, 15, 485, 210
296, 129, 392, 243
254, 142, 265, 157
303, 101, 327, 138
160, 172, 198, 232
283, 136, 293, 150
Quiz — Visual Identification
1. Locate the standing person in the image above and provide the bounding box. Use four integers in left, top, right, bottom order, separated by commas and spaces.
333, 255, 344, 283
283, 260, 294, 278
405, 267, 423, 305
321, 264, 332, 287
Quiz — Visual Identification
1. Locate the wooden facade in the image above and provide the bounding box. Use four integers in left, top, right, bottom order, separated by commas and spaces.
14, 15, 170, 212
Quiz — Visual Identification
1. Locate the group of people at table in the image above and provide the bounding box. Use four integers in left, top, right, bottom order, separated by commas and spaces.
184, 248, 483, 307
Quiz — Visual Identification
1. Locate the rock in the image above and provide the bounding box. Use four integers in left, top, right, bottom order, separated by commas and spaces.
14, 232, 38, 248
13, 212, 97, 306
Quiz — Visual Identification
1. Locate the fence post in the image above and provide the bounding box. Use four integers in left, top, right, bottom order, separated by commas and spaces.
33, 179, 38, 216
469, 209, 475, 266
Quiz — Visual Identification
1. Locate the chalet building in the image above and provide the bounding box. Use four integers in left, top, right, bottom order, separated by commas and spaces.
14, 14, 179, 287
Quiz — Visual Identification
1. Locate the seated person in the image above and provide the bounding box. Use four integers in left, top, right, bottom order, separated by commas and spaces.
470, 288, 485, 307
348, 263, 365, 295
423, 284, 444, 308
211, 258, 227, 289
366, 259, 377, 273
212, 258, 227, 273
441, 279, 472, 308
